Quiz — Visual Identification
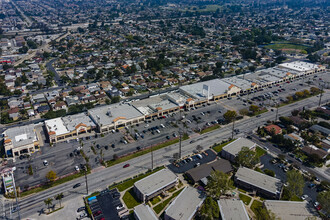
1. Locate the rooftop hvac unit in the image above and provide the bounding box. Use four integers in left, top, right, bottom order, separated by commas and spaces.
106, 107, 112, 117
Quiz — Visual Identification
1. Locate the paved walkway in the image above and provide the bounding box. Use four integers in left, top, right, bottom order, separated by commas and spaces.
23, 195, 85, 220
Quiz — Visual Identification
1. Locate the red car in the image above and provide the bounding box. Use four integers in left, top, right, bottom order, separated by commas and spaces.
123, 164, 130, 168
93, 210, 102, 216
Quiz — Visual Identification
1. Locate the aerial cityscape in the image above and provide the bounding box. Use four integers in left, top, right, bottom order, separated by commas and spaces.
0, 0, 329, 219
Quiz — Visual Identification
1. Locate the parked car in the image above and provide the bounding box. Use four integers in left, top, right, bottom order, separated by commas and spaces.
43, 160, 49, 166
77, 207, 86, 212
301, 195, 308, 200
75, 166, 80, 171
93, 210, 102, 216
314, 202, 322, 210
194, 163, 201, 168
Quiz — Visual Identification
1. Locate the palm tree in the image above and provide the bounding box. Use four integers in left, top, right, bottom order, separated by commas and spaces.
55, 193, 64, 208
44, 198, 53, 212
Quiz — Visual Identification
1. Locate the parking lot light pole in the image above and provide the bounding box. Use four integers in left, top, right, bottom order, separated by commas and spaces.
318, 83, 324, 107
275, 102, 279, 122
151, 146, 153, 171
84, 165, 89, 195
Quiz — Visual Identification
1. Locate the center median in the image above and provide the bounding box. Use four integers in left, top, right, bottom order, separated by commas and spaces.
106, 133, 189, 167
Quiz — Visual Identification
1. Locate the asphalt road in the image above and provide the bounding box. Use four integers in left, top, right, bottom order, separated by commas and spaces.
46, 59, 62, 86
8, 71, 330, 194
3, 89, 329, 219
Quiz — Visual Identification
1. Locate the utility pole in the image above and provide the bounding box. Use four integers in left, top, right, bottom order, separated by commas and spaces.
318, 84, 323, 107
84, 165, 88, 195
151, 146, 153, 170
275, 102, 279, 122
231, 120, 235, 139
178, 109, 182, 159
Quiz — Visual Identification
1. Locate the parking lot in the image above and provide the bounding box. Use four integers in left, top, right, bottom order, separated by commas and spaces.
12, 71, 329, 188
87, 188, 124, 220
260, 154, 319, 202
219, 71, 329, 111
168, 149, 217, 173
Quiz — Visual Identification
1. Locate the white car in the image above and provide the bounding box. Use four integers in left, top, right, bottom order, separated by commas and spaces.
43, 160, 49, 166
75, 166, 80, 171
301, 195, 308, 200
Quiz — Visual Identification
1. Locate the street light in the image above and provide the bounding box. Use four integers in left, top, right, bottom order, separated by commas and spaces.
84, 165, 88, 195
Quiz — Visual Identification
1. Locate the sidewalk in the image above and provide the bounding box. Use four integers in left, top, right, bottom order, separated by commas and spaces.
23, 195, 85, 220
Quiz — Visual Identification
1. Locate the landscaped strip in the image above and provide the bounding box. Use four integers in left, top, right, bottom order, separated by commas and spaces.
106, 134, 189, 167
19, 171, 87, 197
109, 166, 165, 192
239, 193, 252, 205
212, 139, 236, 153
200, 124, 220, 134
122, 188, 141, 209
153, 188, 184, 214
255, 146, 267, 158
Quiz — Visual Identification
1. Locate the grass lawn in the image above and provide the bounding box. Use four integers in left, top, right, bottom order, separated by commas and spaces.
183, 4, 222, 12
122, 188, 141, 209
239, 193, 252, 205
238, 188, 247, 193
212, 139, 236, 153
168, 187, 177, 193
251, 109, 268, 116
200, 124, 220, 134
264, 43, 308, 51
106, 134, 189, 167
109, 166, 165, 192
153, 188, 184, 214
291, 195, 303, 201
255, 146, 267, 158
150, 196, 161, 205
250, 200, 263, 214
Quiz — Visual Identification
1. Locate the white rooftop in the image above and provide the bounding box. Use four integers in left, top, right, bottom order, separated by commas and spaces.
279, 61, 319, 72
221, 77, 252, 90
88, 103, 144, 126
45, 113, 95, 136
45, 118, 68, 136
3, 124, 38, 148
180, 79, 231, 100
218, 199, 250, 220
134, 169, 177, 197
134, 204, 158, 220
165, 186, 205, 220
264, 200, 320, 220
222, 137, 257, 157
235, 167, 282, 194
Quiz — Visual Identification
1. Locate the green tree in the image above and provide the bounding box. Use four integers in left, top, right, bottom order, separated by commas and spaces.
199, 197, 219, 220
55, 193, 64, 207
46, 170, 57, 182
239, 108, 249, 116
44, 198, 53, 213
286, 170, 304, 199
317, 190, 330, 215
236, 147, 260, 168
249, 105, 260, 114
206, 170, 233, 199
264, 169, 275, 177
111, 96, 120, 104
